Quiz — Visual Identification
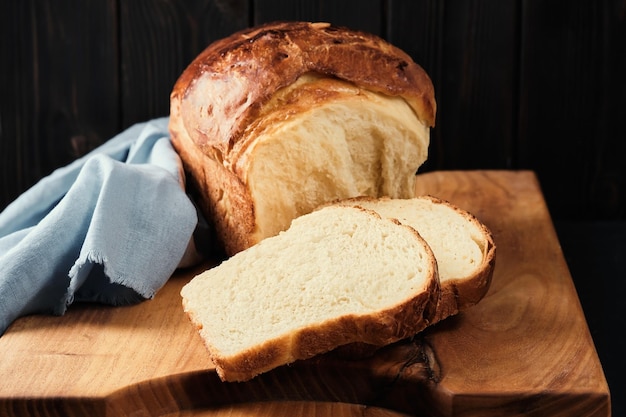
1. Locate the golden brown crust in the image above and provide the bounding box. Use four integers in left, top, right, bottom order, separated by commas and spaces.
170, 99, 256, 255
170, 21, 436, 160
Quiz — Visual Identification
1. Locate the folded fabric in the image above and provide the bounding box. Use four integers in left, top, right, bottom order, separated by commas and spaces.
0, 118, 198, 336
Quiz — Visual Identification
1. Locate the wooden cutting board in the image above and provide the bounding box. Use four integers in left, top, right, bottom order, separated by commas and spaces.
0, 171, 610, 417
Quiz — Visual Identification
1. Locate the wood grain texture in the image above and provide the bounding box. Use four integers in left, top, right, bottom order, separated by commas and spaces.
161, 401, 412, 416
253, 0, 383, 35
0, 0, 118, 210
518, 0, 626, 220
413, 171, 610, 416
0, 171, 610, 417
433, 0, 519, 171
119, 0, 249, 128
1, 0, 625, 220
386, 0, 443, 172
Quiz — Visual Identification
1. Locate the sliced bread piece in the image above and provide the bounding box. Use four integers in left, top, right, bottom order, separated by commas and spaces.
332, 196, 496, 323
180, 205, 439, 382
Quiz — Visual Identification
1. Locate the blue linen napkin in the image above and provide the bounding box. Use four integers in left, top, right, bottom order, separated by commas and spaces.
0, 117, 199, 336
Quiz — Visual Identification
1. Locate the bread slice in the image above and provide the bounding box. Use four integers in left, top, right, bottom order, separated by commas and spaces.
332, 196, 496, 322
180, 205, 439, 382
169, 22, 436, 256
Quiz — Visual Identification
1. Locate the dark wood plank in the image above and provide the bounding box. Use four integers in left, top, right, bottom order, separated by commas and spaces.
424, 0, 519, 171
2, 0, 625, 224
387, 0, 442, 82
119, 0, 250, 129
253, 0, 382, 35
518, 0, 626, 220
0, 0, 118, 211
386, 0, 444, 170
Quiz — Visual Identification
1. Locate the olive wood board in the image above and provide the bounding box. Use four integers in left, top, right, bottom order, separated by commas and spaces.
0, 170, 611, 417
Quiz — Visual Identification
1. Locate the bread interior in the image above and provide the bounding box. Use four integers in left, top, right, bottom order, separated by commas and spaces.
345, 198, 487, 282
181, 206, 435, 358
231, 74, 430, 242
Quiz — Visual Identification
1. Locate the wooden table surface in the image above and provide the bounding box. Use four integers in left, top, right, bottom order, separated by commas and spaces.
0, 170, 611, 417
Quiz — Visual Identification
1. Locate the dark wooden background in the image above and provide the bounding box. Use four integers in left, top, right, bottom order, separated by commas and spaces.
1, 0, 625, 221
1, 0, 625, 413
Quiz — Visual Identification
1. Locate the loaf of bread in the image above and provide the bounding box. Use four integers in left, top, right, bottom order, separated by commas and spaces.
180, 205, 439, 382
330, 196, 496, 323
169, 21, 436, 256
